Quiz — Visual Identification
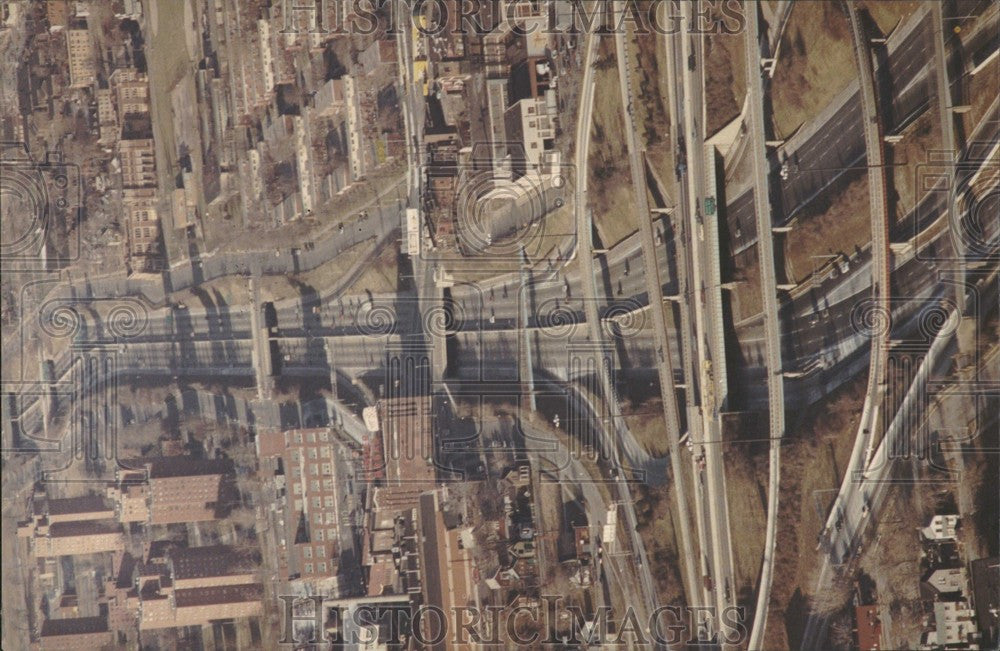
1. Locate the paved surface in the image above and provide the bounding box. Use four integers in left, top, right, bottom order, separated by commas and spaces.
743, 3, 788, 647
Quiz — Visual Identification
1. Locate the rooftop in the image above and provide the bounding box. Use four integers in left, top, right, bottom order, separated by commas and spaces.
48, 520, 120, 537
174, 583, 265, 608
171, 545, 256, 581
855, 604, 881, 650
45, 495, 113, 517
147, 457, 234, 479
40, 616, 109, 637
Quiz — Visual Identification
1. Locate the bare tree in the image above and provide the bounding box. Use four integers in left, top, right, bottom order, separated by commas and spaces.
810, 572, 854, 616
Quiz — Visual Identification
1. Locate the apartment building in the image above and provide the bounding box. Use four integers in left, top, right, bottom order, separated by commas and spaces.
258, 428, 344, 584
110, 68, 151, 120
28, 520, 125, 557
65, 22, 96, 87
169, 545, 257, 589
118, 136, 157, 189
39, 616, 113, 650
121, 187, 159, 258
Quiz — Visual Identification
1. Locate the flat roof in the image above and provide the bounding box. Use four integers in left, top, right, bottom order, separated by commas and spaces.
46, 495, 113, 516
971, 557, 1000, 643
40, 616, 109, 637
174, 583, 264, 608
147, 457, 233, 479
171, 545, 255, 580
48, 520, 120, 537
418, 492, 445, 648
855, 605, 881, 650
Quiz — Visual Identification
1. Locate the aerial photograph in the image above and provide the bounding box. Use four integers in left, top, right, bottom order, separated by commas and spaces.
0, 0, 996, 649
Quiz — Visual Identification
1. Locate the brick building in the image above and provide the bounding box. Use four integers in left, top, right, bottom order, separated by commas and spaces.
102, 542, 265, 631
169, 545, 257, 589
110, 68, 151, 121
39, 616, 113, 650
139, 582, 264, 630
18, 493, 124, 558
117, 136, 157, 189
121, 187, 160, 258
111, 458, 234, 525
39, 494, 115, 523
109, 470, 149, 523
65, 21, 96, 87
29, 520, 125, 558
257, 429, 342, 585
146, 457, 233, 524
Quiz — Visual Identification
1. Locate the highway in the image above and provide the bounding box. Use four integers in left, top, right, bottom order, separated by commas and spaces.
612, 2, 705, 644
932, 1, 966, 315
571, 16, 645, 470
11, 31, 1000, 468
724, 4, 998, 258
9, 7, 995, 384
669, 1, 739, 643
798, 283, 999, 650
654, 0, 718, 634
575, 9, 664, 641
5, 8, 997, 638
19, 140, 994, 450
742, 2, 788, 648
606, 1, 704, 643
17, 127, 998, 443
842, 0, 893, 524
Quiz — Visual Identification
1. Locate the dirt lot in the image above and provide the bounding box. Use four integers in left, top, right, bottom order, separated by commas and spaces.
888, 106, 942, 230
443, 200, 575, 282
783, 168, 871, 284
166, 233, 380, 307
147, 0, 196, 264
630, 28, 671, 156
201, 162, 406, 256
638, 477, 693, 632
622, 397, 670, 458
342, 239, 400, 295
770, 2, 856, 139
589, 39, 637, 249
705, 22, 746, 137
729, 246, 763, 321
724, 444, 767, 603
858, 0, 923, 34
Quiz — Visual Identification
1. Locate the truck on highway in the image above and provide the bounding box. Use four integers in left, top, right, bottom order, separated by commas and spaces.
702, 360, 715, 410
704, 196, 716, 216
675, 136, 687, 180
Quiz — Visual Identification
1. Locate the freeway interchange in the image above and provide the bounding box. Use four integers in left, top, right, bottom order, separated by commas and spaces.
4, 2, 999, 649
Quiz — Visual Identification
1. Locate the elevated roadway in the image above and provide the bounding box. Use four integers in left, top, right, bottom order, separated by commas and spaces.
932, 1, 966, 314
671, 2, 738, 643
844, 0, 893, 500
742, 3, 788, 647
